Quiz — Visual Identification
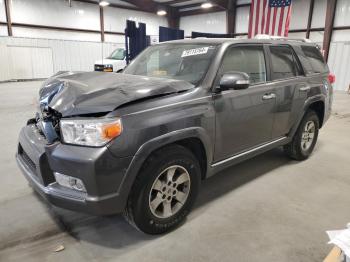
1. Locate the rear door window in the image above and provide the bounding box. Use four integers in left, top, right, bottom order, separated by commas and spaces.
300, 45, 328, 74
269, 45, 301, 80
219, 45, 267, 84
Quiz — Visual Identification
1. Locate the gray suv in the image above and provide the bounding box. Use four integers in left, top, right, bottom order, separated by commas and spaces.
16, 38, 333, 234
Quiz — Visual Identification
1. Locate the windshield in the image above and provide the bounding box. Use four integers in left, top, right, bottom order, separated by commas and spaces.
107, 48, 125, 60
123, 44, 217, 84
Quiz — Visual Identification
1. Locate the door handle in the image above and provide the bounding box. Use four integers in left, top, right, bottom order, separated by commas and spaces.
262, 93, 276, 100
299, 86, 311, 91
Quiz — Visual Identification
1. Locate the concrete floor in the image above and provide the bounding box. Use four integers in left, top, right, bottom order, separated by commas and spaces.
0, 81, 349, 262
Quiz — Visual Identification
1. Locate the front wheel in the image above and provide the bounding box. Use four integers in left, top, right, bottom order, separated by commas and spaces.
284, 110, 320, 160
124, 145, 201, 234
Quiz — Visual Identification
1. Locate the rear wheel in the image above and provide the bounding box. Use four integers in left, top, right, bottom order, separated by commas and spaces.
124, 145, 201, 234
284, 110, 319, 160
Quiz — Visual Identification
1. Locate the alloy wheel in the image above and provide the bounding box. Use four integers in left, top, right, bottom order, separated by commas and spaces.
149, 165, 191, 219
301, 120, 315, 151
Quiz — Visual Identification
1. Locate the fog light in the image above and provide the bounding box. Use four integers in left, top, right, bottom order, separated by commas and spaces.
54, 172, 86, 192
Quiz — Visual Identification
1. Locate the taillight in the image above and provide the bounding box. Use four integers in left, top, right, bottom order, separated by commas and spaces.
328, 73, 335, 84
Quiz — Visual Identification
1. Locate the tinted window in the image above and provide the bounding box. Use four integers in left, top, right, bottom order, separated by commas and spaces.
301, 45, 328, 74
219, 45, 266, 84
270, 46, 301, 80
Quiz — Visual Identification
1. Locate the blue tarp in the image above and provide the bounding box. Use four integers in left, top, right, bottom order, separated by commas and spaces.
159, 26, 184, 42
125, 20, 148, 64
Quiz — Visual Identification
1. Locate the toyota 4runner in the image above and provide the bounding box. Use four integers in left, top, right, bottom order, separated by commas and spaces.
16, 38, 333, 234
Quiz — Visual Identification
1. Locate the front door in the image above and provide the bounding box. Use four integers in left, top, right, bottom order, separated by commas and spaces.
213, 45, 276, 162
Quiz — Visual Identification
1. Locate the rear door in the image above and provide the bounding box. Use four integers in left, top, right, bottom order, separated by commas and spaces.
266, 44, 307, 139
297, 44, 333, 120
213, 44, 276, 162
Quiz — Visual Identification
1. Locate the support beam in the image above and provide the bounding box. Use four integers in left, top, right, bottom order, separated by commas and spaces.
306, 0, 315, 39
226, 0, 236, 37
76, 0, 141, 12
121, 0, 158, 13
123, 0, 180, 29
210, 0, 228, 9
4, 0, 12, 36
176, 2, 226, 11
236, 3, 251, 8
179, 6, 224, 16
11, 22, 124, 35
167, 8, 180, 29
167, 16, 179, 29
323, 0, 337, 62
99, 6, 105, 42
164, 0, 191, 5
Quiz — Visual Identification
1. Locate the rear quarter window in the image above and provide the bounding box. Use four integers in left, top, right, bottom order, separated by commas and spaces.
300, 45, 328, 74
269, 45, 302, 80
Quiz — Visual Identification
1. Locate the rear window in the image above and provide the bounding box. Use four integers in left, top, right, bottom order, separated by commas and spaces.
269, 45, 301, 80
300, 45, 328, 74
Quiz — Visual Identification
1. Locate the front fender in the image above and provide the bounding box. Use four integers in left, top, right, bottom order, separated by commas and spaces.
115, 127, 212, 209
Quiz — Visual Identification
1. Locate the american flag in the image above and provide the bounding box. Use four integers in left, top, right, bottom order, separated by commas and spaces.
248, 0, 292, 38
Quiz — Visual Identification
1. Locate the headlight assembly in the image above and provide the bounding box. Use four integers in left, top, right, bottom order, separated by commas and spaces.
60, 118, 122, 146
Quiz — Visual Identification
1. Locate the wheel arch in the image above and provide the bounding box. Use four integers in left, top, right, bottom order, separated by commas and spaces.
308, 100, 325, 128
117, 127, 212, 208
289, 96, 325, 138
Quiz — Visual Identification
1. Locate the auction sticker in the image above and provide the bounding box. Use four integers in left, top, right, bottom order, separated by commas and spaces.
181, 47, 209, 57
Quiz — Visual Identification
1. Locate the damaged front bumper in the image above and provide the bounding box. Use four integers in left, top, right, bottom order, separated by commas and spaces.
16, 122, 133, 215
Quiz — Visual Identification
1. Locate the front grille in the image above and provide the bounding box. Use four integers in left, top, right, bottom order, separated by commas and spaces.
94, 64, 104, 71
18, 144, 36, 172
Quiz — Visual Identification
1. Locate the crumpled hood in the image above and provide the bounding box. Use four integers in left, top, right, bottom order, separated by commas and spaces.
39, 71, 194, 117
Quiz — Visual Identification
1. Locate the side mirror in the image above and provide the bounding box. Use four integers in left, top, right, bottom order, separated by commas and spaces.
218, 71, 250, 92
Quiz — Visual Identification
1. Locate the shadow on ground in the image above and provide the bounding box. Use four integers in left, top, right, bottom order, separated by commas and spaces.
31, 146, 296, 249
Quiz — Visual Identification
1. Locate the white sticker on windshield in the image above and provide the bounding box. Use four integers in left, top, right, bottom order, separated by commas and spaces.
181, 47, 209, 57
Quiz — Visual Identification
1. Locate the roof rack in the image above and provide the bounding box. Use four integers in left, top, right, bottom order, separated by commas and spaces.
254, 34, 312, 43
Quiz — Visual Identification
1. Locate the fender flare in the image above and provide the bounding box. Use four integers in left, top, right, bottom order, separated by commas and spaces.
115, 127, 213, 208
288, 94, 326, 138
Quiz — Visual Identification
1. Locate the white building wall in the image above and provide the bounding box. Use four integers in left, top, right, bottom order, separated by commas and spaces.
104, 34, 125, 44
0, 0, 5, 21
334, 0, 350, 27
0, 36, 122, 81
12, 27, 101, 42
0, 25, 7, 36
179, 12, 227, 37
289, 0, 310, 30
311, 0, 327, 28
11, 0, 100, 31
0, 0, 168, 81
5, 0, 167, 41
235, 6, 249, 34
328, 42, 350, 91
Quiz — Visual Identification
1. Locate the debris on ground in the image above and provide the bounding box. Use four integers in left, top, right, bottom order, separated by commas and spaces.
54, 244, 65, 252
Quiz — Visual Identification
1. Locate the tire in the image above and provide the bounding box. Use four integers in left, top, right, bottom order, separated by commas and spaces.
284, 110, 320, 160
124, 144, 201, 234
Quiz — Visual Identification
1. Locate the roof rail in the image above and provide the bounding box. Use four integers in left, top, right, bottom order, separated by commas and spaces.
254, 34, 312, 43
